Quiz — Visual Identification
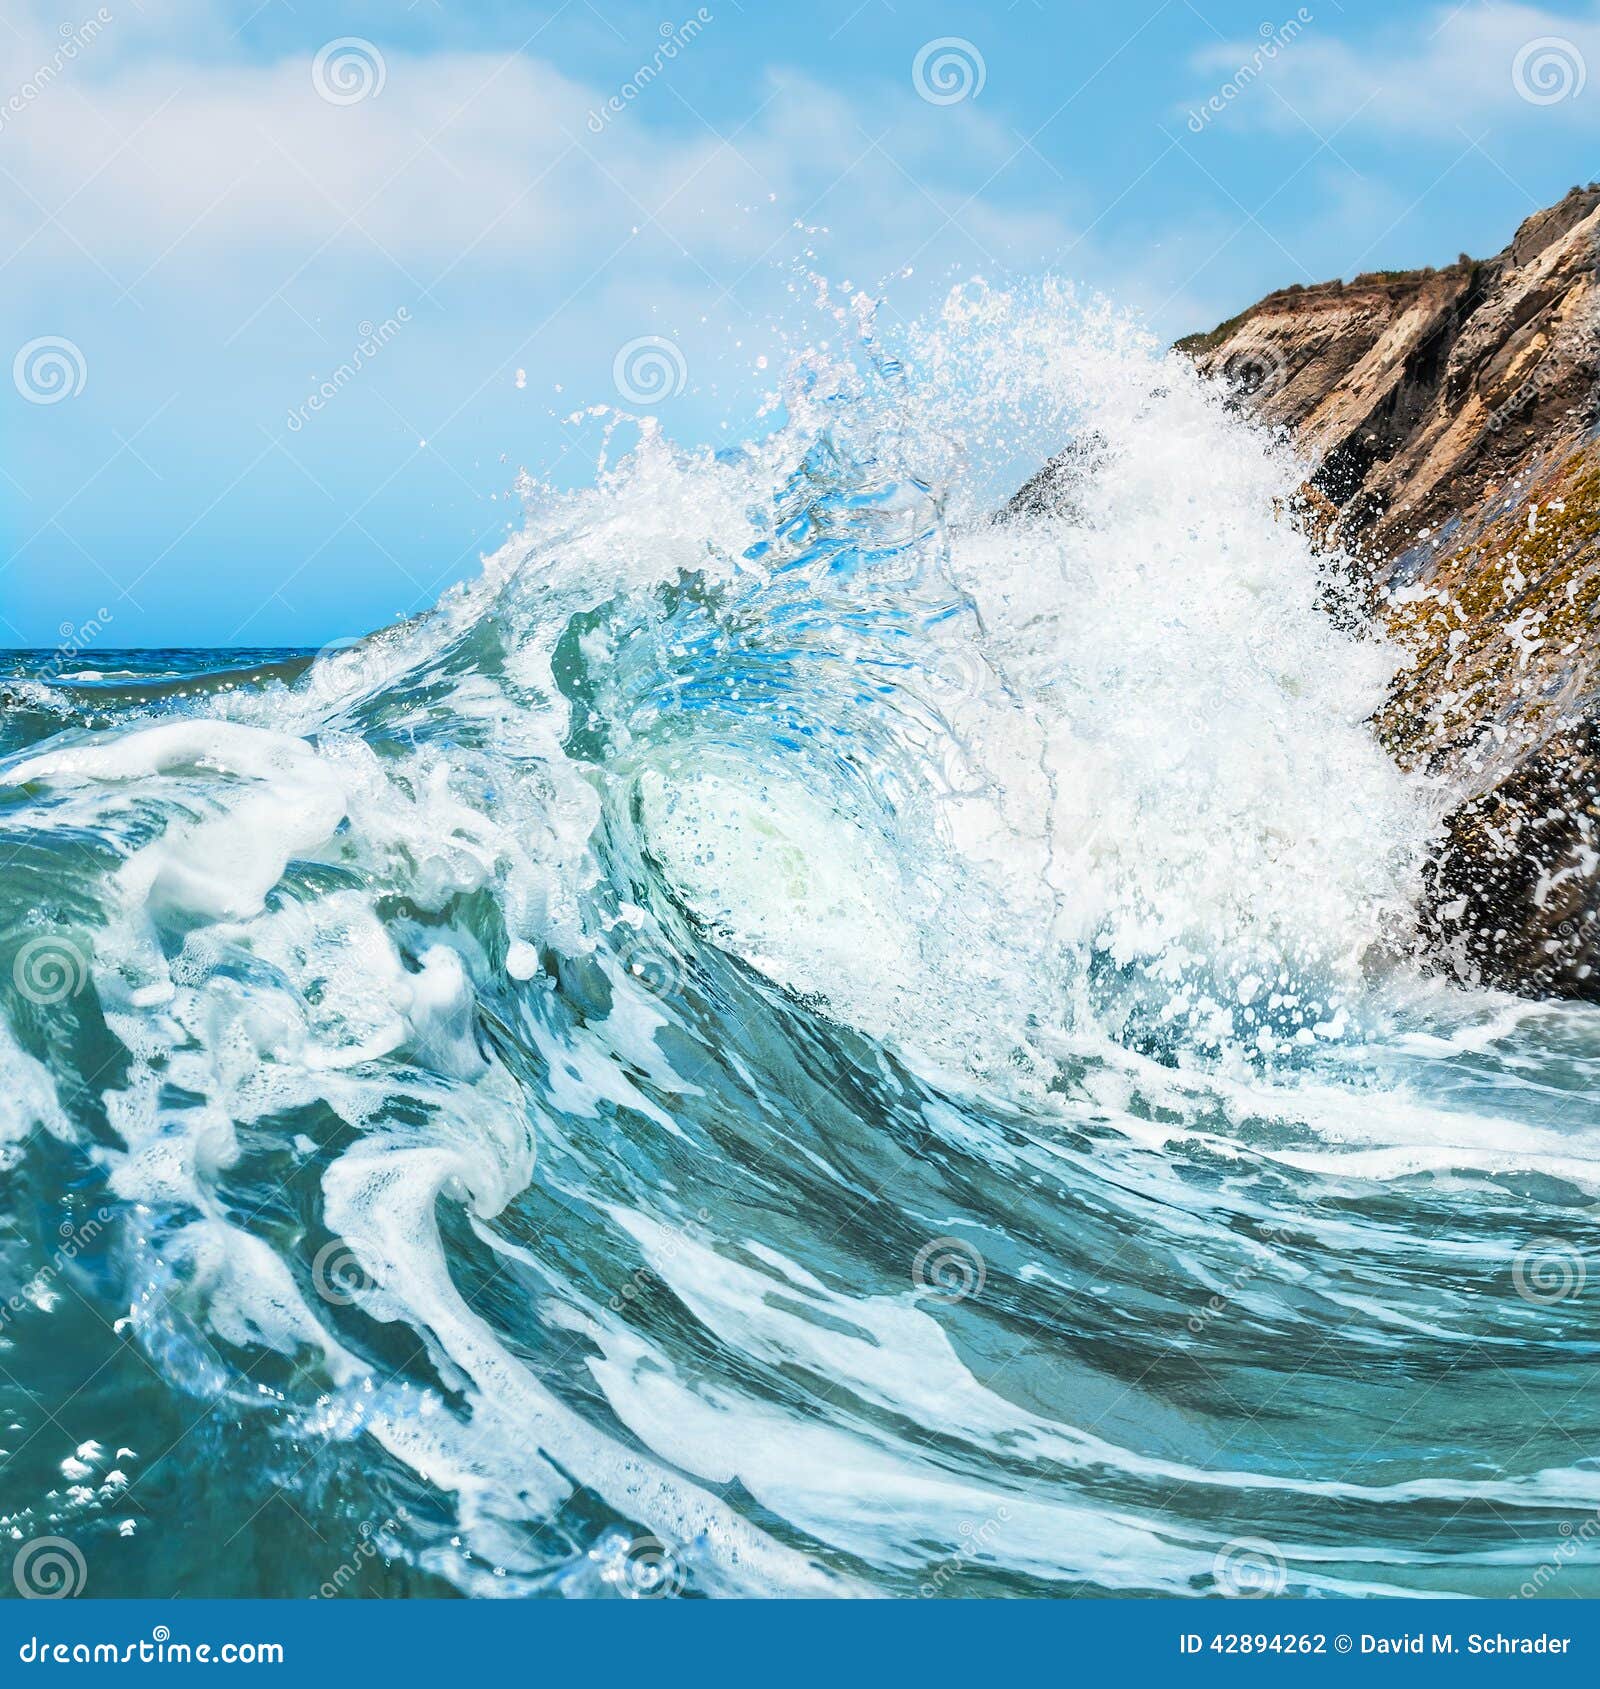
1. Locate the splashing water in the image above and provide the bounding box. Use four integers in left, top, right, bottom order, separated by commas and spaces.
4, 284, 1599, 1600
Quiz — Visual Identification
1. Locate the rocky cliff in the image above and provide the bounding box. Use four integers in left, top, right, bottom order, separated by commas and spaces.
1180, 187, 1600, 998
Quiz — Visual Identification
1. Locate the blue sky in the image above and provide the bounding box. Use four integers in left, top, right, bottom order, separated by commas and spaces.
3, 0, 1597, 647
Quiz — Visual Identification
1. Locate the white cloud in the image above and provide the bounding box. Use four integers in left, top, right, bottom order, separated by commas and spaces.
0, 7, 1076, 310
1183, 0, 1600, 138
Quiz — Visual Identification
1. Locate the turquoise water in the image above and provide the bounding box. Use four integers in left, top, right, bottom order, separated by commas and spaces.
2, 292, 1598, 1599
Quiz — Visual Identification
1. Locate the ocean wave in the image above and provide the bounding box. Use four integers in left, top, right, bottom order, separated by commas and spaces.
2, 283, 1597, 1598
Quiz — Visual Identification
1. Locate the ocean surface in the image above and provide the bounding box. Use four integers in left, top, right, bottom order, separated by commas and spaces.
2, 287, 1598, 1600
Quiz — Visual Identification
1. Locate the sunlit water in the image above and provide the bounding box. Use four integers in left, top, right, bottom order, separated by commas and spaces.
2, 286, 1598, 1600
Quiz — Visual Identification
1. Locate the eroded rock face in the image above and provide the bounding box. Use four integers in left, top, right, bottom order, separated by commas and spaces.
1178, 186, 1600, 998
1427, 718, 1600, 997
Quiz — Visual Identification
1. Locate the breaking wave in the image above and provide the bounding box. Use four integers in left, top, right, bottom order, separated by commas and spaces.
4, 283, 1599, 1599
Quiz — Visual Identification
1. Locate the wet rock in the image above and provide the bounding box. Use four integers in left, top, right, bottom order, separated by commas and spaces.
1176, 186, 1600, 998
997, 431, 1109, 524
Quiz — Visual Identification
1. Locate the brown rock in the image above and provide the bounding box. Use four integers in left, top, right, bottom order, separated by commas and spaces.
1177, 186, 1600, 998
